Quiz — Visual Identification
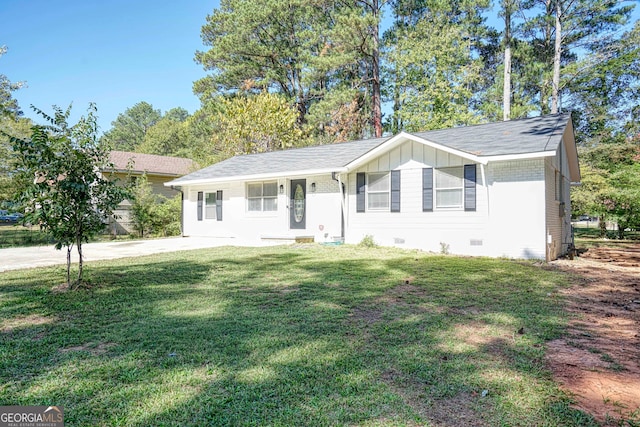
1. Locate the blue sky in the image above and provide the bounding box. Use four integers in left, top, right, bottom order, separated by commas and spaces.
2, 0, 218, 133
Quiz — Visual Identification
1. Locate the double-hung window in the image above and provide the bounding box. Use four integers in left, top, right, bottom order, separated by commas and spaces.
367, 172, 390, 210
247, 181, 278, 212
205, 193, 217, 219
435, 167, 464, 209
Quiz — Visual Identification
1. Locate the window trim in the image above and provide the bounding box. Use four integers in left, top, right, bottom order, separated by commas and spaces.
435, 166, 464, 210
204, 192, 217, 220
366, 172, 390, 211
247, 181, 278, 212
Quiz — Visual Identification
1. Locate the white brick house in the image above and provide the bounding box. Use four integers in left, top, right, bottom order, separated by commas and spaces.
166, 113, 580, 260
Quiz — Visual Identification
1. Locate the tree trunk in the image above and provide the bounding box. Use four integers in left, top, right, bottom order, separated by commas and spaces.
371, 0, 382, 138
502, 1, 512, 121
551, 0, 562, 114
539, 0, 553, 114
66, 245, 72, 287
76, 239, 84, 286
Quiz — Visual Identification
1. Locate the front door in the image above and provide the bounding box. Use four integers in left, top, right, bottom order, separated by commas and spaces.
290, 179, 306, 229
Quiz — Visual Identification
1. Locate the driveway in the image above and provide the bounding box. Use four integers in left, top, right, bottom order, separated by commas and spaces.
0, 237, 280, 272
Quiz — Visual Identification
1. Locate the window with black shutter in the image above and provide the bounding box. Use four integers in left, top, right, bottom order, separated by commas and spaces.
390, 170, 401, 212
464, 164, 476, 212
422, 168, 433, 212
356, 172, 366, 212
216, 190, 223, 221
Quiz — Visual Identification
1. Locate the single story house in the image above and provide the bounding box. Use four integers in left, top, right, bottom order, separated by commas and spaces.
166, 113, 580, 260
105, 151, 196, 234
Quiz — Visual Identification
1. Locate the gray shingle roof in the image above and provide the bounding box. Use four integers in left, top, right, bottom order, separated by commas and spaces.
413, 113, 570, 156
170, 113, 570, 185
108, 151, 196, 176
169, 136, 388, 184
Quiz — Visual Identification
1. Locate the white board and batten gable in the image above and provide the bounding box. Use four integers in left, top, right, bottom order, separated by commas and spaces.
166, 113, 580, 261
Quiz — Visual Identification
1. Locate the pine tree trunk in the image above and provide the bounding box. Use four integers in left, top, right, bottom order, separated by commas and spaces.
551, 0, 562, 114
503, 47, 511, 120
540, 0, 553, 114
372, 0, 382, 137
503, 1, 512, 121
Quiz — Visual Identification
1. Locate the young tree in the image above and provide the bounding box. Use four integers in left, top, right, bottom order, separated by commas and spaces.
129, 174, 156, 238
12, 104, 129, 288
130, 174, 181, 238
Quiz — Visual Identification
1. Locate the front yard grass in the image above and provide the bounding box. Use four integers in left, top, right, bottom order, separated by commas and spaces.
0, 245, 596, 426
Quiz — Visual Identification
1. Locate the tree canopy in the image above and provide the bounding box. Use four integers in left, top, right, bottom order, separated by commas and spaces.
101, 101, 162, 151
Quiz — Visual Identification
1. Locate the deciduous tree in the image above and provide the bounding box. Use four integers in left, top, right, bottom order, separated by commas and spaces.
12, 105, 129, 288
0, 46, 24, 118
208, 92, 309, 161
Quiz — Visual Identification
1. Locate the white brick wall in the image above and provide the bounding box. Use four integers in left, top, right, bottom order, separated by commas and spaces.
179, 138, 568, 260
486, 159, 546, 259
182, 174, 342, 243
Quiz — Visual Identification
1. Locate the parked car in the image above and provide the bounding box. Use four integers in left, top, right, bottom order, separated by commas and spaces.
0, 212, 23, 223
577, 215, 593, 222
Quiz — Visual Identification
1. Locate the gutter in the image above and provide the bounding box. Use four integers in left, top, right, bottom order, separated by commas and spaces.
332, 172, 346, 240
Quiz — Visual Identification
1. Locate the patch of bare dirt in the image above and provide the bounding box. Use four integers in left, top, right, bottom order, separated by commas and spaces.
59, 342, 115, 356
549, 243, 640, 425
381, 368, 487, 427
351, 283, 432, 325
1, 314, 57, 334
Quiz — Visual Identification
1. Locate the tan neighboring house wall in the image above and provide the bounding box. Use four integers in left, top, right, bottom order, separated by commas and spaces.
103, 151, 196, 235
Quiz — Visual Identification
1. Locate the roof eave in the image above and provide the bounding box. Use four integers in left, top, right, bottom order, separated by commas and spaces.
105, 168, 184, 177
164, 167, 348, 187
563, 118, 581, 182
483, 151, 557, 162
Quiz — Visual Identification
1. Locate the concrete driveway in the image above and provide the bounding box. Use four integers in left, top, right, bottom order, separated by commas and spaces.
0, 237, 279, 272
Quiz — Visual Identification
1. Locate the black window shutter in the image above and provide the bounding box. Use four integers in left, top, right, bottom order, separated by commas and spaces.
216, 190, 223, 221
464, 164, 477, 212
197, 191, 204, 221
390, 170, 401, 212
422, 168, 433, 212
356, 172, 366, 212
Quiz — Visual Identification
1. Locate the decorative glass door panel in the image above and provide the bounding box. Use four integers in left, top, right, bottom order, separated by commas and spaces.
290, 179, 306, 229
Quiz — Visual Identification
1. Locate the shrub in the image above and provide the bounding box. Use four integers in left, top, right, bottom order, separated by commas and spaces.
359, 234, 377, 248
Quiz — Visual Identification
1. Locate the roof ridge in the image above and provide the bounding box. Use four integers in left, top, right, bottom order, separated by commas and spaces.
412, 112, 570, 136
110, 150, 194, 162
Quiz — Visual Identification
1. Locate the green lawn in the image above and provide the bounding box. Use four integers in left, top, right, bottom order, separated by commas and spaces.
0, 225, 54, 248
0, 245, 596, 426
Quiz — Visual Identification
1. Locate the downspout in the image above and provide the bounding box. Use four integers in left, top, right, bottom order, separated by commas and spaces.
480, 163, 489, 217
332, 172, 346, 241
171, 185, 185, 237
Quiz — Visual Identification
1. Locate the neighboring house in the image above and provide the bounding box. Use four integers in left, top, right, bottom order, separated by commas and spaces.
105, 151, 196, 234
166, 113, 580, 260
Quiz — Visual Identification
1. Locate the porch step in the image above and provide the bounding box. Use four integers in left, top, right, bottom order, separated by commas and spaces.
260, 235, 315, 244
